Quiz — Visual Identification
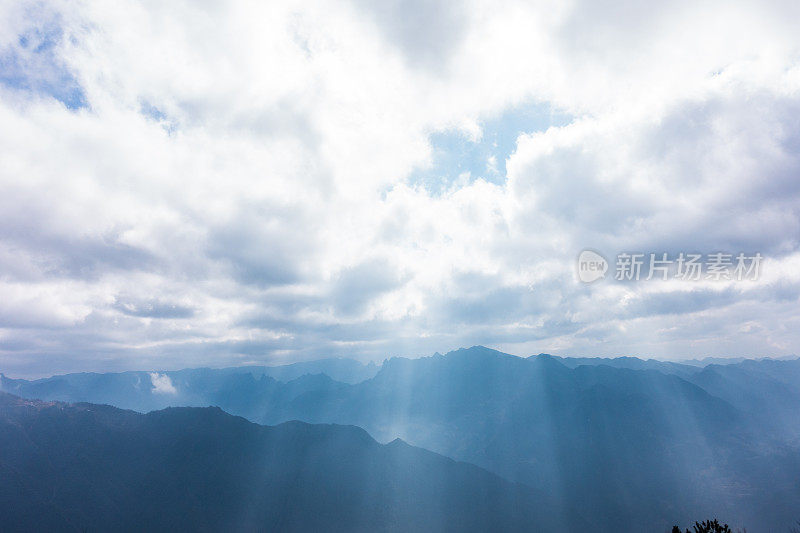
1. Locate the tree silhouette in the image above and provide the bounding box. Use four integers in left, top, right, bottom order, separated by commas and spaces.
672, 519, 732, 533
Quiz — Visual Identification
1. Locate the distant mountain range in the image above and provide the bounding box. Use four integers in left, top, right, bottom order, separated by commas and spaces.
0, 357, 378, 413
0, 392, 578, 532
3, 347, 800, 531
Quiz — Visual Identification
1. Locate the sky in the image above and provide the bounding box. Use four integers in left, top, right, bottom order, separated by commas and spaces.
1, 0, 800, 376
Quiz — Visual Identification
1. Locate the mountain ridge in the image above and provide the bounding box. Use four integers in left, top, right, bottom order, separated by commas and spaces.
0, 391, 580, 532
4, 346, 800, 530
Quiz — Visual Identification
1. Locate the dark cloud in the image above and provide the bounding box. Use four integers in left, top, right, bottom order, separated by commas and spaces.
206, 207, 317, 287
353, 0, 467, 70
112, 297, 195, 319
0, 199, 158, 281
621, 288, 740, 319
330, 258, 406, 316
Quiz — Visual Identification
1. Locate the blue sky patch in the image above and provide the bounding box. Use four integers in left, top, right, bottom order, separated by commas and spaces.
0, 22, 87, 110
408, 102, 572, 192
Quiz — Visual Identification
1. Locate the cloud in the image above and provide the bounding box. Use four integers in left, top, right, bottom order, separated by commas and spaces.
113, 297, 194, 319
352, 0, 468, 70
149, 372, 177, 395
330, 258, 406, 316
1, 0, 800, 376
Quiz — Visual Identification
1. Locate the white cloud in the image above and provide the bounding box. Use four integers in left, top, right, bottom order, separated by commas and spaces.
149, 372, 177, 395
1, 0, 800, 375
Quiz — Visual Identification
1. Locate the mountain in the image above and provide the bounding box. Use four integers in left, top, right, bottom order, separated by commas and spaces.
0, 356, 377, 413
545, 354, 701, 378
680, 356, 750, 367
5, 347, 800, 531
251, 357, 379, 384
685, 358, 800, 438
0, 392, 578, 532
262, 347, 800, 531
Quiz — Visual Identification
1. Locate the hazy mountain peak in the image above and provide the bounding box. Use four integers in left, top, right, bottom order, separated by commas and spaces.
445, 345, 515, 359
